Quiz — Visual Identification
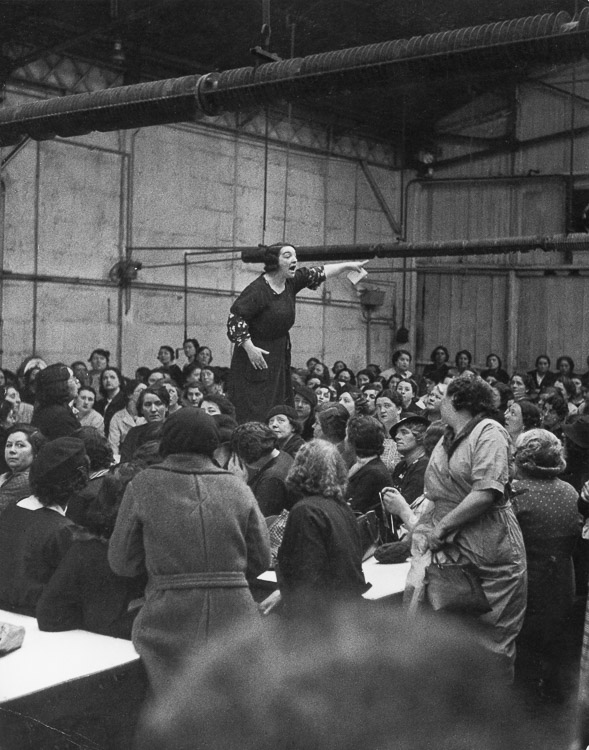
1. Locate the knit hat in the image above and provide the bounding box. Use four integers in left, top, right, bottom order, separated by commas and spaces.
514, 428, 566, 478
293, 382, 317, 409
160, 408, 220, 458
562, 416, 589, 450
266, 405, 299, 422
30, 436, 87, 486
35, 363, 72, 406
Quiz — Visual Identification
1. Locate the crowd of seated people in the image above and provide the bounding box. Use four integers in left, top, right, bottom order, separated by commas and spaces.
3, 339, 589, 735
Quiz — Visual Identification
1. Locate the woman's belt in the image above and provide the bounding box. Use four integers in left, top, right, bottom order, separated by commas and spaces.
151, 571, 248, 590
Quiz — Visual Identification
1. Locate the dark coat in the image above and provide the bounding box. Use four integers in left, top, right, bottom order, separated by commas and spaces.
346, 457, 391, 518
96, 390, 127, 438
37, 537, 145, 639
0, 501, 76, 615
31, 404, 80, 439
108, 453, 271, 697
277, 494, 367, 616
248, 450, 294, 517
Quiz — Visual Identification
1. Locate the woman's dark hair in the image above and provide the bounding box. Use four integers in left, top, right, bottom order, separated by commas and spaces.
510, 372, 533, 393
135, 367, 151, 384
159, 345, 175, 361
346, 415, 385, 457
267, 409, 302, 436
397, 377, 418, 397
356, 368, 375, 384
99, 367, 124, 399
392, 349, 412, 366
312, 362, 331, 385
5, 423, 46, 456
201, 367, 218, 384
183, 337, 201, 352
88, 348, 110, 365
0, 399, 14, 425
375, 389, 404, 408
492, 382, 513, 412
486, 353, 502, 369
339, 386, 370, 415
76, 426, 114, 472
430, 346, 449, 363
535, 354, 551, 368
202, 393, 236, 420
332, 361, 348, 375
197, 346, 213, 364
447, 374, 495, 416
542, 391, 568, 421
137, 384, 171, 414
556, 356, 575, 374
518, 399, 542, 430
231, 422, 277, 464
455, 349, 473, 366
261, 242, 295, 274
78, 384, 97, 400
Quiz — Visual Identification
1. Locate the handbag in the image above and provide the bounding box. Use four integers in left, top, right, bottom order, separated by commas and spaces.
356, 510, 382, 562
424, 550, 491, 616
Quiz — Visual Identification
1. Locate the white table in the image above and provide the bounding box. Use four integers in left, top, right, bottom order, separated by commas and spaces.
0, 610, 143, 750
0, 609, 139, 703
257, 557, 409, 601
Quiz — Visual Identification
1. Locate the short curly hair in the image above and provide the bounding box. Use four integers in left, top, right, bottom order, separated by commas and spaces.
261, 242, 296, 273
446, 373, 495, 416
231, 422, 277, 464
286, 439, 347, 503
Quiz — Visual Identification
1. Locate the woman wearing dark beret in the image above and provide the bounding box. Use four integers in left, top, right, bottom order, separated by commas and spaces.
108, 408, 271, 699
226, 242, 366, 423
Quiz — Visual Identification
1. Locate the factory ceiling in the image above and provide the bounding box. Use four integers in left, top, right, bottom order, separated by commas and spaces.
0, 0, 586, 153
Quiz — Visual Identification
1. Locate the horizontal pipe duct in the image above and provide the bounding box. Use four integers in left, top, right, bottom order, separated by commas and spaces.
240, 233, 589, 262
0, 10, 588, 145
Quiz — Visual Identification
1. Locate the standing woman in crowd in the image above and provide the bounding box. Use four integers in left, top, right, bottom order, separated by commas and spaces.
272, 440, 367, 617
510, 372, 533, 403
108, 409, 271, 698
374, 389, 402, 471
119, 385, 169, 463
226, 242, 366, 423
406, 374, 527, 681
511, 429, 581, 702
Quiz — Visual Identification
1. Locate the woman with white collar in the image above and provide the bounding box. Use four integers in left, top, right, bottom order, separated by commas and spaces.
0, 437, 89, 615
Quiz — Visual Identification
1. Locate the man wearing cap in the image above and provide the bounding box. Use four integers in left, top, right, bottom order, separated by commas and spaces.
0, 437, 88, 615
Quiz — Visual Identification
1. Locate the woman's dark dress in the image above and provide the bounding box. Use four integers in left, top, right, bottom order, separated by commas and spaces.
227, 267, 324, 424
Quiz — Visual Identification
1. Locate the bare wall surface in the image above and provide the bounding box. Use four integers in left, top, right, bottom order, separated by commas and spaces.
1, 79, 401, 374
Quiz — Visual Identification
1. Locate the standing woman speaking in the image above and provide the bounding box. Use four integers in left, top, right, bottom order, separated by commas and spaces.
227, 243, 366, 423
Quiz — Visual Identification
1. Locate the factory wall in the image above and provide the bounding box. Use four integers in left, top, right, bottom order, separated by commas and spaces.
409, 59, 589, 375
0, 61, 404, 375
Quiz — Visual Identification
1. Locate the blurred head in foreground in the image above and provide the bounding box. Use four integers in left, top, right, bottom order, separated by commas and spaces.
136, 603, 535, 750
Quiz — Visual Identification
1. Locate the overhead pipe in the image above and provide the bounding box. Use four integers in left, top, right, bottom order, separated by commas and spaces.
240, 233, 589, 263
0, 10, 589, 145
